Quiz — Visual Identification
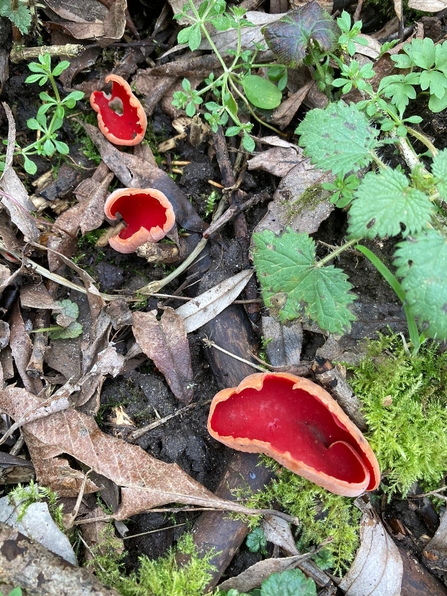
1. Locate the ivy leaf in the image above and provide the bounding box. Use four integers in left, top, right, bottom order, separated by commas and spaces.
241, 75, 282, 109
296, 101, 379, 177
261, 569, 317, 596
394, 229, 447, 340
252, 230, 356, 334
432, 148, 447, 200
348, 168, 433, 239
262, 1, 339, 67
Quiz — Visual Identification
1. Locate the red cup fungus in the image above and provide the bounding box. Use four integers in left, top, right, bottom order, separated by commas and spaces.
104, 188, 175, 253
207, 372, 380, 497
90, 74, 147, 146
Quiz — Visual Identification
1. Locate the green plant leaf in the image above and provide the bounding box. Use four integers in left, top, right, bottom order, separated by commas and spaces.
432, 148, 447, 199
241, 75, 282, 109
261, 569, 317, 596
428, 91, 447, 113
49, 321, 83, 340
348, 168, 433, 239
0, 4, 31, 34
57, 299, 79, 319
246, 528, 267, 553
23, 155, 37, 175
296, 101, 379, 176
263, 1, 339, 67
52, 60, 70, 77
252, 229, 356, 334
394, 229, 447, 340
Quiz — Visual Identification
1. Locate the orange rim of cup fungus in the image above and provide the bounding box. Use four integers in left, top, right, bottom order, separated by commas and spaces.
90, 74, 147, 146
207, 372, 380, 497
104, 188, 175, 253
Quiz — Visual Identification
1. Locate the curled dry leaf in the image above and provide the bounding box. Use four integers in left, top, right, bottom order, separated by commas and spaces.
176, 269, 254, 333
339, 509, 403, 596
0, 386, 264, 520
132, 308, 194, 404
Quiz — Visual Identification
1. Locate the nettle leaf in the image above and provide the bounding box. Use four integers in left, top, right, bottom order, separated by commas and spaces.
432, 148, 447, 200
297, 101, 379, 176
348, 168, 434, 239
261, 569, 317, 596
252, 229, 356, 334
394, 229, 447, 339
262, 0, 339, 67
241, 75, 282, 109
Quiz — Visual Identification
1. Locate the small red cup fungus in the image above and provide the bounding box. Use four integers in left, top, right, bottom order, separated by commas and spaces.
104, 188, 175, 253
207, 372, 380, 497
90, 74, 147, 146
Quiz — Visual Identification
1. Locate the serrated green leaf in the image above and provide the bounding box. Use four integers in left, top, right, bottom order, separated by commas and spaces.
263, 1, 339, 67
261, 569, 317, 596
0, 4, 31, 34
394, 229, 447, 339
432, 148, 447, 199
296, 101, 379, 176
348, 169, 433, 239
253, 229, 356, 334
49, 321, 83, 340
241, 75, 282, 109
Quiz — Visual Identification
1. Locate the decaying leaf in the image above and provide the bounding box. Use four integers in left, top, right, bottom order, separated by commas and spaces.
339, 508, 403, 596
132, 308, 194, 403
176, 269, 254, 333
0, 386, 264, 520
262, 316, 303, 367
261, 514, 300, 555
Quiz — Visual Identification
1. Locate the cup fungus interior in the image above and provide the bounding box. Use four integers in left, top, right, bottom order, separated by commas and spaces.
91, 76, 146, 144
209, 374, 375, 488
107, 191, 170, 240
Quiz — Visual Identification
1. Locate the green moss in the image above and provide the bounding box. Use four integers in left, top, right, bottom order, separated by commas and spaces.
90, 529, 218, 596
243, 463, 361, 574
348, 333, 447, 497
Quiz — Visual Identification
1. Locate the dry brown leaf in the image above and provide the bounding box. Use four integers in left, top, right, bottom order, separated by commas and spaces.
261, 514, 300, 555
20, 283, 60, 310
132, 309, 194, 404
339, 506, 403, 596
176, 269, 254, 333
253, 159, 334, 236
262, 316, 303, 367
408, 0, 444, 10
248, 147, 301, 178
272, 80, 314, 129
217, 555, 308, 593
0, 386, 263, 520
75, 163, 114, 234
8, 301, 43, 395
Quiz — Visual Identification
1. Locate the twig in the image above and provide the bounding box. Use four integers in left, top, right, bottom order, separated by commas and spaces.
203, 337, 267, 372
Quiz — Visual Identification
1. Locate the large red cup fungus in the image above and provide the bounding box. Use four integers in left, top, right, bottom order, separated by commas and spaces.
90, 74, 147, 146
207, 372, 380, 497
104, 188, 175, 253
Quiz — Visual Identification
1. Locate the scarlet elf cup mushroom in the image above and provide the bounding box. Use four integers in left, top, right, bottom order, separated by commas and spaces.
104, 188, 176, 253
90, 74, 147, 146
207, 372, 380, 497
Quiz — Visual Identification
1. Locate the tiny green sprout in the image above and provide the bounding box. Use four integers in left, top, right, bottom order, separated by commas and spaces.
0, 53, 84, 175
0, 588, 23, 596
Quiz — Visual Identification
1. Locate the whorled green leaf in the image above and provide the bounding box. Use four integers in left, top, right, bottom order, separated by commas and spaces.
394, 229, 447, 339
262, 0, 339, 67
348, 168, 433, 239
241, 75, 282, 109
252, 229, 356, 334
432, 148, 447, 200
296, 101, 379, 177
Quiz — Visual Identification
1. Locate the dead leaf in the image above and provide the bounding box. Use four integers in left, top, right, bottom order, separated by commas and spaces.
74, 163, 114, 234
176, 269, 254, 333
261, 514, 300, 555
253, 160, 334, 236
262, 316, 303, 367
217, 555, 309, 593
272, 80, 314, 129
248, 147, 301, 178
20, 283, 60, 310
0, 386, 266, 520
339, 507, 403, 596
8, 301, 43, 395
132, 309, 194, 404
408, 0, 445, 10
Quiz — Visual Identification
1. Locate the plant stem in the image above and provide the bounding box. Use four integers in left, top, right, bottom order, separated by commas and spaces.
315, 237, 359, 267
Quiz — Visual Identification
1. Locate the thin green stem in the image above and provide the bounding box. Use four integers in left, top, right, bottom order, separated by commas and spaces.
315, 237, 359, 268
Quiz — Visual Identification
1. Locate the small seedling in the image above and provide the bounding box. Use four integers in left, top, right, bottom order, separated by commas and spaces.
0, 53, 84, 175
173, 0, 286, 151
29, 298, 83, 339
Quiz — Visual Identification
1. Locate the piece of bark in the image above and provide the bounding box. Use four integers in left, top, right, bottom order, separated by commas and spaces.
398, 544, 447, 596
0, 522, 120, 595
